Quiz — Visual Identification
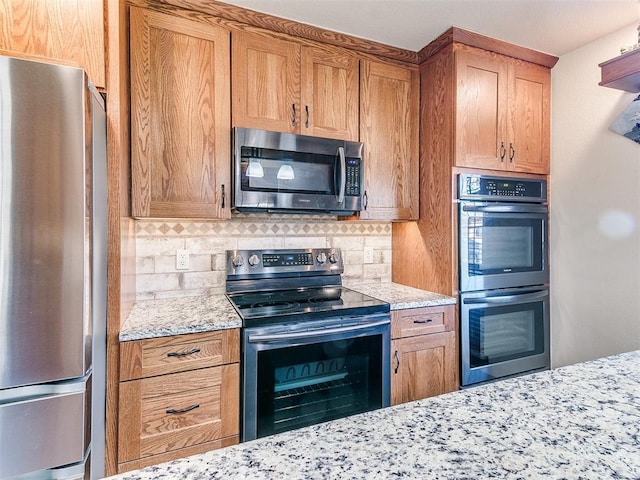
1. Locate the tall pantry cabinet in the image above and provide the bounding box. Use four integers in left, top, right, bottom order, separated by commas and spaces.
393, 28, 557, 300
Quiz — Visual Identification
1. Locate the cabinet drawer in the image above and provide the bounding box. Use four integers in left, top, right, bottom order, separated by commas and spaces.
118, 364, 239, 463
391, 305, 454, 339
120, 329, 240, 381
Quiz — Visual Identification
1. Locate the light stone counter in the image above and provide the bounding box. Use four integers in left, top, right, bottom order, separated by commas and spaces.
347, 281, 456, 310
120, 283, 455, 341
104, 350, 640, 480
119, 294, 241, 342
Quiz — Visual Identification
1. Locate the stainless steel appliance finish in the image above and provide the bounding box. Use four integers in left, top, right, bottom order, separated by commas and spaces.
458, 174, 549, 292
226, 248, 390, 441
0, 55, 106, 479
458, 174, 550, 387
460, 287, 550, 386
232, 127, 364, 214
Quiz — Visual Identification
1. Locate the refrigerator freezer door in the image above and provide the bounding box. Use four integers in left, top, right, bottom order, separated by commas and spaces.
0, 375, 91, 478
0, 56, 91, 389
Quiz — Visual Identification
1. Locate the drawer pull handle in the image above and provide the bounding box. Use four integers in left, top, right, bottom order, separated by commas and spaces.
394, 350, 400, 374
413, 319, 433, 324
167, 348, 201, 358
166, 404, 200, 414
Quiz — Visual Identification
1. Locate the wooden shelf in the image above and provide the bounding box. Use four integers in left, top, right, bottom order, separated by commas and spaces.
599, 48, 640, 93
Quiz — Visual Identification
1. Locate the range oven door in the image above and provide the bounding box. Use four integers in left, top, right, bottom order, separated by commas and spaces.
460, 287, 550, 387
242, 313, 390, 441
459, 202, 549, 292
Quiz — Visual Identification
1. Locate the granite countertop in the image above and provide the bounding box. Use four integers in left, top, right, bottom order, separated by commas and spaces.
346, 281, 456, 310
104, 350, 640, 480
120, 282, 454, 341
119, 294, 241, 342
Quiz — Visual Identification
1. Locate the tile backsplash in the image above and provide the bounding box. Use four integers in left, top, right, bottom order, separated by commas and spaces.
135, 214, 392, 300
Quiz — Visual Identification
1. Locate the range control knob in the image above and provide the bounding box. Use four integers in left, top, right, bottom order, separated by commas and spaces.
231, 255, 244, 267
316, 252, 327, 264
248, 254, 260, 266
329, 252, 340, 264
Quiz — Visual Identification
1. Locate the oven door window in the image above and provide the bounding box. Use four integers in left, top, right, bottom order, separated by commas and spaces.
466, 215, 543, 276
468, 301, 545, 368
241, 146, 345, 195
256, 336, 382, 438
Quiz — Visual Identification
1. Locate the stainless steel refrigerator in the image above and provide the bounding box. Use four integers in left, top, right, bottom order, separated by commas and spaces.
0, 55, 106, 479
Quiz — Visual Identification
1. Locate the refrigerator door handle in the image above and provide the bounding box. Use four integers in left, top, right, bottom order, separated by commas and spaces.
0, 374, 89, 403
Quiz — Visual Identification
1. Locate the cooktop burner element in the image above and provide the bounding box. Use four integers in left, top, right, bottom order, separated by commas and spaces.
225, 248, 389, 327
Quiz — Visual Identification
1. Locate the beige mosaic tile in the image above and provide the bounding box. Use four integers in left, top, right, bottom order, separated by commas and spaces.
134, 216, 392, 300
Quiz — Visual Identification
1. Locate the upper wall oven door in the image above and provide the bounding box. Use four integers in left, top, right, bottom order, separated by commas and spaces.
233, 127, 363, 214
459, 202, 549, 292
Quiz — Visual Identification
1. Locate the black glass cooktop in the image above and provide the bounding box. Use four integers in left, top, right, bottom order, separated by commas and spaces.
227, 286, 389, 326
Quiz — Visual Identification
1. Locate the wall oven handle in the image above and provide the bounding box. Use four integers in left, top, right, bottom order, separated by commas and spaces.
247, 319, 389, 344
462, 204, 548, 214
463, 290, 548, 305
336, 146, 346, 203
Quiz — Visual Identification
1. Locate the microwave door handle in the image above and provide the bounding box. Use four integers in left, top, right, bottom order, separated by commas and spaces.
464, 290, 548, 305
336, 146, 346, 203
462, 204, 548, 214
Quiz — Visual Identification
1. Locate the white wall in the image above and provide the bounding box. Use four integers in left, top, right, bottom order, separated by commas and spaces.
551, 24, 640, 367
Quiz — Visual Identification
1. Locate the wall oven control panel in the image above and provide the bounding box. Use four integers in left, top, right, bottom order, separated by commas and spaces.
458, 174, 547, 202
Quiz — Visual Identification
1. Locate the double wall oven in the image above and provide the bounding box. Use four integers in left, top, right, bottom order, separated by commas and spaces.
226, 248, 390, 441
458, 174, 550, 387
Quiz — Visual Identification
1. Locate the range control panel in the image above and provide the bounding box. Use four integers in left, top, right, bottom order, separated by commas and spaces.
226, 248, 343, 279
458, 174, 547, 202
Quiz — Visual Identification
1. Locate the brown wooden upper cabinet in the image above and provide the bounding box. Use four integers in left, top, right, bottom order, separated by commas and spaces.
130, 7, 231, 219
455, 48, 550, 174
0, 0, 105, 88
359, 60, 419, 220
232, 31, 359, 141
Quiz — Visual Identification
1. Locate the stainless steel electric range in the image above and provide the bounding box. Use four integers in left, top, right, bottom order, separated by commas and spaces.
225, 248, 390, 442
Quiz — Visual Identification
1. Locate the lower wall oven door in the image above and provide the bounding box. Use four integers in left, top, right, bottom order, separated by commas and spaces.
460, 287, 550, 387
242, 313, 390, 441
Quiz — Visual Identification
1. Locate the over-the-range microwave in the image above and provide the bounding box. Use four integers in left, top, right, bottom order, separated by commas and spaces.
232, 127, 364, 215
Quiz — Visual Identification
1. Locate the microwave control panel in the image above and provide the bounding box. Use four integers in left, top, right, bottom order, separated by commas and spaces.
458, 174, 547, 202
345, 158, 360, 196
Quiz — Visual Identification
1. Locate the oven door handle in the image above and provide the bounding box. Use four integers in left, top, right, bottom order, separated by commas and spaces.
463, 290, 548, 305
462, 204, 548, 214
247, 319, 390, 344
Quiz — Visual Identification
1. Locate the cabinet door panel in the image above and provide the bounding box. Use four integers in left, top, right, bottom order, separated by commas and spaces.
232, 31, 300, 133
118, 363, 239, 463
360, 60, 418, 220
301, 46, 359, 140
0, 0, 105, 87
130, 8, 230, 218
455, 50, 508, 171
391, 331, 456, 405
509, 63, 550, 174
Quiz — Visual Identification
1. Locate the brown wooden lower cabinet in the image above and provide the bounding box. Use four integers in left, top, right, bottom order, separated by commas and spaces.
117, 330, 240, 473
390, 305, 457, 405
